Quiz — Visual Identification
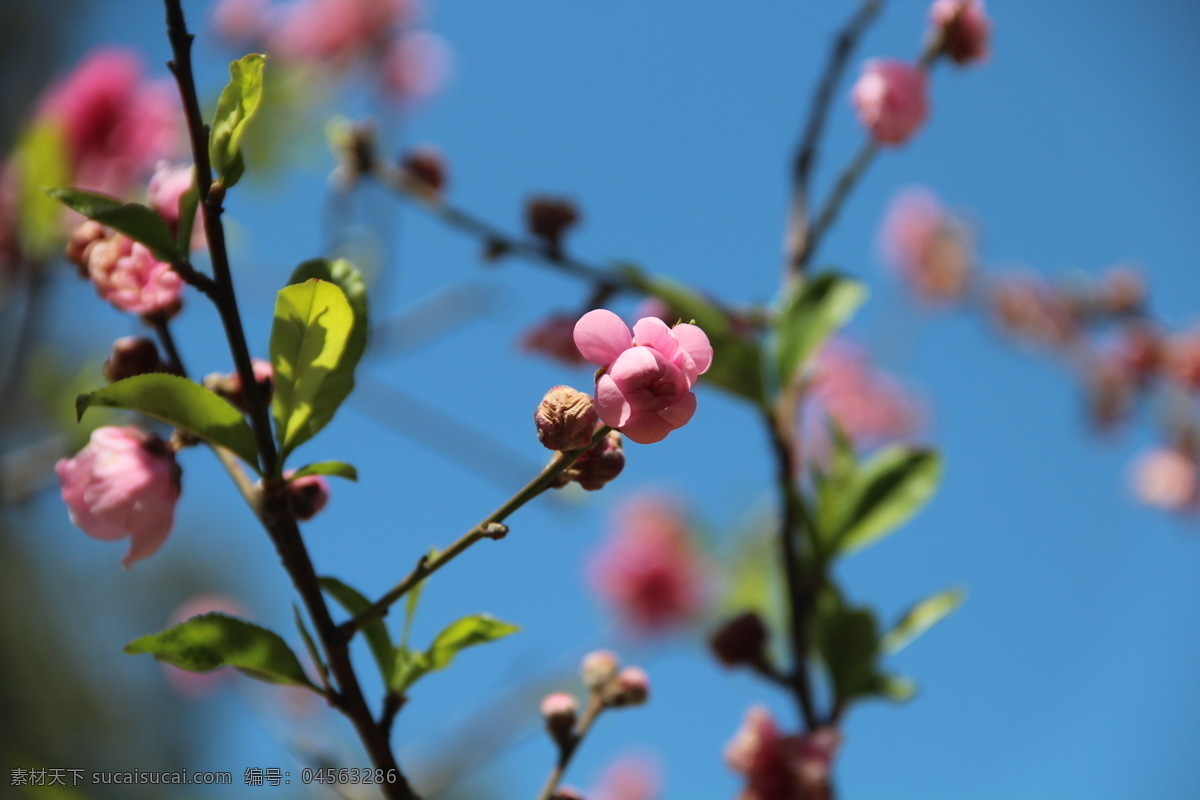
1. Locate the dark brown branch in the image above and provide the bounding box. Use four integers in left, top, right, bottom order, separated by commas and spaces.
786, 0, 886, 279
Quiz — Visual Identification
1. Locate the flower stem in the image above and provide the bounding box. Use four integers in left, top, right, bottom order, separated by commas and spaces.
533, 695, 605, 800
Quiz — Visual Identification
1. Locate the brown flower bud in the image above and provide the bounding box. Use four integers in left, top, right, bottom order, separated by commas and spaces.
204, 359, 274, 414
539, 692, 578, 747
570, 430, 625, 491
525, 196, 580, 253
709, 612, 769, 668
65, 221, 109, 277
580, 649, 619, 692
104, 336, 165, 383
535, 386, 599, 452
603, 666, 649, 708
401, 146, 446, 198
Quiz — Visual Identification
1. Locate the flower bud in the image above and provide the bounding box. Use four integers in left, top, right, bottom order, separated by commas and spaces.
536, 386, 599, 452
65, 220, 108, 277
205, 359, 274, 413
525, 196, 580, 253
540, 692, 578, 746
401, 146, 447, 199
569, 430, 625, 491
603, 666, 649, 708
930, 0, 991, 66
287, 473, 330, 521
851, 59, 929, 146
709, 611, 769, 668
580, 649, 619, 692
550, 789, 585, 800
104, 336, 165, 383
1099, 266, 1144, 316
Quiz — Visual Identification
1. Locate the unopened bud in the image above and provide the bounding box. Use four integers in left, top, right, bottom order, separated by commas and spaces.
401, 146, 446, 198
65, 221, 110, 277
580, 649, 619, 692
540, 692, 578, 746
570, 430, 625, 491
535, 386, 599, 452
287, 473, 330, 521
205, 359, 274, 413
104, 336, 164, 383
551, 789, 585, 800
525, 196, 580, 253
1100, 267, 1144, 316
710, 612, 769, 668
331, 120, 377, 189
603, 666, 649, 708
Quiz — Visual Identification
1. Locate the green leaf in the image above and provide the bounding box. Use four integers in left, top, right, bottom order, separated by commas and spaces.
76, 374, 259, 469
318, 577, 393, 683
210, 53, 267, 188
47, 188, 180, 263
269, 279, 357, 463
829, 446, 942, 555
124, 612, 316, 690
402, 547, 438, 649
882, 586, 966, 656
14, 119, 69, 258
391, 614, 519, 694
288, 257, 369, 369
293, 604, 327, 685
866, 672, 918, 703
616, 261, 765, 403
290, 461, 358, 481
176, 179, 200, 261
776, 272, 867, 388
815, 602, 881, 705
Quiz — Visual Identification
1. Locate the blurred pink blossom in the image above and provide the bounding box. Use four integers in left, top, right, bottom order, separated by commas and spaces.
930, 0, 992, 66
804, 340, 921, 455
574, 309, 712, 444
1130, 448, 1198, 513
270, 0, 413, 64
87, 236, 184, 317
1164, 328, 1200, 391
163, 594, 245, 698
212, 0, 270, 41
55, 426, 181, 569
588, 494, 708, 633
521, 312, 587, 365
591, 755, 661, 800
37, 48, 181, 196
725, 706, 839, 800
988, 273, 1077, 347
382, 30, 451, 103
878, 187, 973, 304
851, 59, 928, 146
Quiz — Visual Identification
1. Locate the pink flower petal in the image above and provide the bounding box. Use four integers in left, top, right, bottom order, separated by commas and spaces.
671, 323, 713, 376
595, 373, 633, 427
574, 309, 632, 366
632, 317, 679, 360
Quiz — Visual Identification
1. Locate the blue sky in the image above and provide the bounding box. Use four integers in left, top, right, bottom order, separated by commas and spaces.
24, 1, 1200, 797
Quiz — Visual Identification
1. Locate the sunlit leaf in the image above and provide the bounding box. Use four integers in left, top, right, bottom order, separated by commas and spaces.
882, 586, 966, 655
210, 53, 267, 188
290, 461, 357, 481
47, 188, 179, 263
124, 612, 316, 690
15, 119, 69, 258
76, 374, 259, 469
829, 446, 942, 555
391, 614, 519, 694
776, 272, 866, 389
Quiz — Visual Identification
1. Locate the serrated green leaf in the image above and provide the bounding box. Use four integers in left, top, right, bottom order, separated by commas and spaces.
210, 54, 266, 188
47, 188, 180, 263
15, 119, 69, 258
318, 577, 393, 683
76, 374, 259, 469
616, 261, 765, 403
124, 612, 316, 690
776, 272, 867, 388
391, 614, 519, 694
269, 279, 357, 464
830, 446, 942, 555
290, 461, 357, 481
882, 586, 966, 656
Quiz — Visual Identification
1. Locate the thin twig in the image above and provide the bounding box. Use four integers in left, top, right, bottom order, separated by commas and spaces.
785, 0, 886, 279
342, 426, 612, 637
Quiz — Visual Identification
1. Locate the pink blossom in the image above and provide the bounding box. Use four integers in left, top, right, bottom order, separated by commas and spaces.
574, 309, 713, 445
37, 48, 180, 196
285, 471, 330, 520
163, 594, 245, 698
851, 59, 929, 146
591, 755, 661, 800
726, 707, 840, 800
382, 30, 451, 103
270, 0, 412, 65
146, 161, 193, 228
930, 0, 992, 66
87, 237, 183, 317
1164, 328, 1200, 391
55, 426, 181, 569
988, 274, 1076, 347
520, 313, 588, 366
878, 187, 973, 304
804, 340, 921, 455
1130, 448, 1198, 512
212, 0, 270, 41
587, 494, 708, 633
